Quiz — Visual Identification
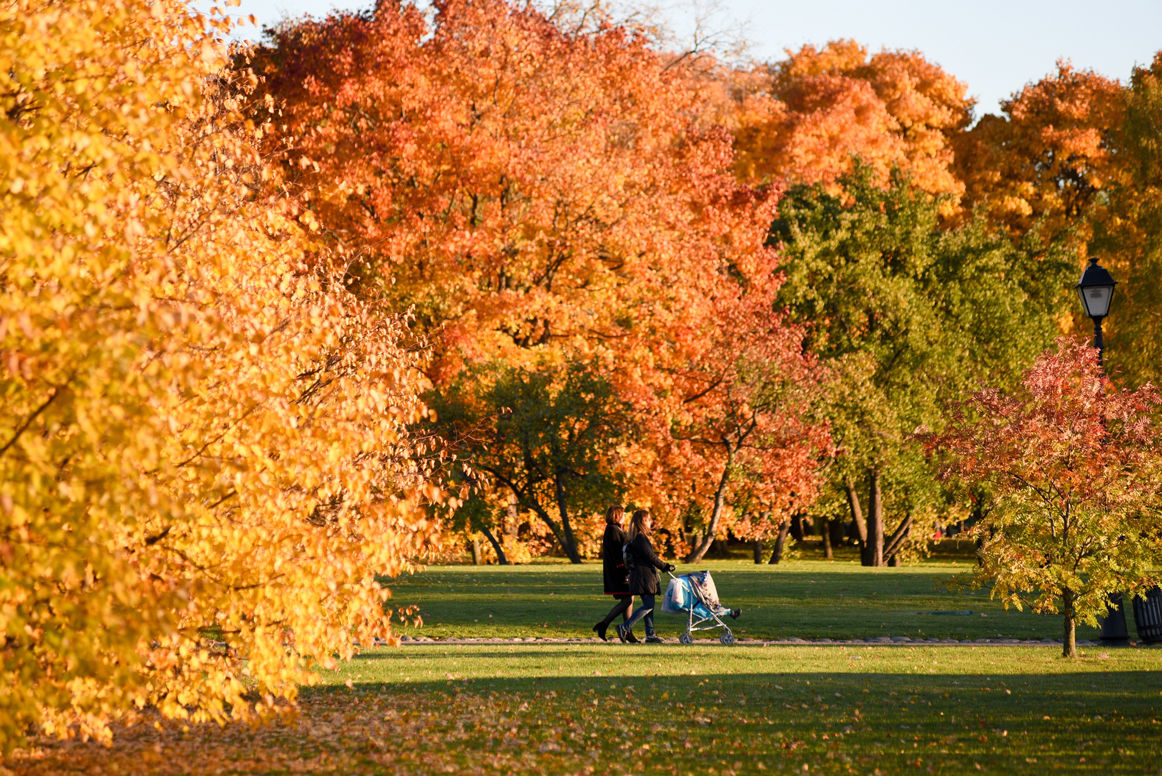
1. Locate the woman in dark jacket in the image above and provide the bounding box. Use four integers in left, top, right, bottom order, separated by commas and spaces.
617, 508, 675, 644
592, 506, 636, 642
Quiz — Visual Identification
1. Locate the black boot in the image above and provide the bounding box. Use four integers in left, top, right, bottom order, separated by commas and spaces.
593, 622, 608, 641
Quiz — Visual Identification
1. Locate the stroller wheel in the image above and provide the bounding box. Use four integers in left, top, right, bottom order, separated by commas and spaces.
720, 629, 735, 646
678, 632, 693, 645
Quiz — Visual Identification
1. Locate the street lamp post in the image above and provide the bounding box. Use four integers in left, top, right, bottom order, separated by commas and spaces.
1075, 257, 1128, 645
1076, 257, 1116, 363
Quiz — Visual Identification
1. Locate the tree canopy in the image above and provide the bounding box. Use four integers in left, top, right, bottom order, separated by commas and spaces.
770, 166, 1071, 564
250, 0, 828, 559
930, 339, 1162, 658
1, 0, 437, 752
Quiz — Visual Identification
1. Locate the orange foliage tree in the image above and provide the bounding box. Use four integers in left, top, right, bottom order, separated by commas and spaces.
646, 261, 831, 562
953, 61, 1126, 243
732, 39, 972, 209
1, 0, 436, 751
953, 57, 1162, 387
1091, 53, 1162, 387
251, 0, 827, 561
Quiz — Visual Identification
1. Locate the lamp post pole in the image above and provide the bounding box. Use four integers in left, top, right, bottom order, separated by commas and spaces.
1075, 257, 1128, 645
1091, 304, 1105, 365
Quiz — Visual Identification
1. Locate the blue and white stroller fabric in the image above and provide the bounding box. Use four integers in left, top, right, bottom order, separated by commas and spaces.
662, 570, 738, 645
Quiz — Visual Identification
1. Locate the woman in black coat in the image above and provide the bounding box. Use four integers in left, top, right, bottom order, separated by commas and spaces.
592, 506, 636, 642
617, 508, 675, 644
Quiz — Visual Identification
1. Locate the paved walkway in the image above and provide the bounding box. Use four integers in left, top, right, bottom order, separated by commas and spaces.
395, 635, 1111, 647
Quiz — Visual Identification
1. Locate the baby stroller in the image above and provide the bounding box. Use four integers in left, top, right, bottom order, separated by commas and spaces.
661, 570, 741, 645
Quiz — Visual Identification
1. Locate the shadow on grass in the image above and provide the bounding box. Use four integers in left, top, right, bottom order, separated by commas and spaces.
11, 667, 1158, 775
305, 669, 1159, 774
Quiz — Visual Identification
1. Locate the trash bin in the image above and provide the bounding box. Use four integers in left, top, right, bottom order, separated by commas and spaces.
1132, 586, 1162, 644
1099, 593, 1129, 644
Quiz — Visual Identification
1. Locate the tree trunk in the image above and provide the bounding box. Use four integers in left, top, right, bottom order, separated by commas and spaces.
1063, 587, 1077, 658
479, 526, 508, 565
552, 471, 582, 564
506, 503, 519, 541
882, 513, 913, 566
820, 517, 833, 559
469, 534, 482, 565
845, 475, 868, 554
752, 539, 764, 564
685, 449, 733, 563
525, 499, 581, 564
790, 513, 809, 542
768, 519, 792, 564
862, 468, 884, 567
829, 518, 846, 549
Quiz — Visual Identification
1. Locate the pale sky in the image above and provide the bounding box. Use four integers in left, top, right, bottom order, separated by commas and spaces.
215, 0, 1162, 118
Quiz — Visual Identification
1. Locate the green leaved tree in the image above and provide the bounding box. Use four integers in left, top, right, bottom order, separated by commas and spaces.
431, 360, 629, 563
770, 165, 1070, 565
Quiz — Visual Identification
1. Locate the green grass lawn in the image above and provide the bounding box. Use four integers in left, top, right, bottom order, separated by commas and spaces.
387, 552, 1111, 643
15, 645, 1161, 775
11, 550, 1162, 776
311, 644, 1162, 774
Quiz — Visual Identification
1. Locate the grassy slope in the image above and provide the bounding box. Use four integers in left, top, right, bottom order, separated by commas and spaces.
314, 644, 1162, 774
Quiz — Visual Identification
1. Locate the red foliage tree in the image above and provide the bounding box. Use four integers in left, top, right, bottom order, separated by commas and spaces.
930, 339, 1162, 657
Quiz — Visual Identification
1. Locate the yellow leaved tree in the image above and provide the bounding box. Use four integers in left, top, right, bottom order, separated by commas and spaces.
0, 0, 437, 752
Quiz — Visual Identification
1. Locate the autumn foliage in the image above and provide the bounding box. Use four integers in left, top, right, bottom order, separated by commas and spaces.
250, 0, 828, 561
6, 0, 1162, 751
950, 59, 1161, 386
954, 61, 1126, 240
732, 39, 973, 210
1091, 53, 1162, 388
1, 0, 436, 752
930, 339, 1162, 657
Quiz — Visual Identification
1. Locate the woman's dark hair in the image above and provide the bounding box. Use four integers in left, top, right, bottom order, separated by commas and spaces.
605, 505, 625, 526
628, 509, 651, 540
